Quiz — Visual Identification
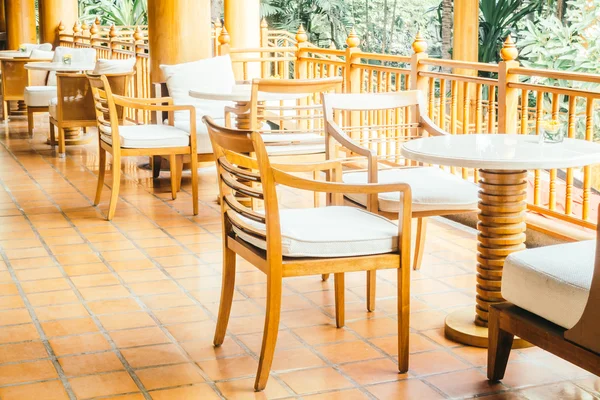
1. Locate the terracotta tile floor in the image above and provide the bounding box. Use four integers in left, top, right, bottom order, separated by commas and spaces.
0, 117, 598, 400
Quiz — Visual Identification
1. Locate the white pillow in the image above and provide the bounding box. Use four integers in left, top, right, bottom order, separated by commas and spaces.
160, 55, 235, 124
30, 49, 54, 60
93, 58, 136, 74
19, 43, 53, 53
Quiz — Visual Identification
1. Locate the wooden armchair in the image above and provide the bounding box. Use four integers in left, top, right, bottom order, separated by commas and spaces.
488, 214, 600, 381
87, 74, 199, 220
0, 56, 51, 121
244, 77, 343, 162
203, 116, 412, 391
321, 91, 479, 311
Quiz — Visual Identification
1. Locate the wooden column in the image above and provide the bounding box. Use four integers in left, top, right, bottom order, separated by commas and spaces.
0, 0, 7, 34
39, 0, 78, 46
453, 0, 479, 133
147, 0, 212, 83
6, 0, 36, 49
224, 0, 260, 50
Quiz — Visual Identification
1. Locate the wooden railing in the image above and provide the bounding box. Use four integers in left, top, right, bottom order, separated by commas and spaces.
58, 20, 600, 231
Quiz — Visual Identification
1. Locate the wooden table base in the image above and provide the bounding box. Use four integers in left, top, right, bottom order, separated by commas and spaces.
445, 169, 531, 348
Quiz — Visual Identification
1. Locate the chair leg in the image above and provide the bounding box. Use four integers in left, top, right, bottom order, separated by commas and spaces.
152, 155, 162, 179
27, 109, 34, 137
254, 275, 282, 391
334, 273, 345, 328
2, 101, 8, 121
487, 306, 514, 381
107, 155, 121, 221
367, 270, 376, 312
321, 274, 330, 281
94, 148, 106, 206
49, 123, 56, 147
169, 154, 178, 200
214, 245, 237, 346
413, 218, 428, 270
176, 155, 184, 192
398, 266, 410, 373
190, 154, 199, 216
58, 127, 66, 158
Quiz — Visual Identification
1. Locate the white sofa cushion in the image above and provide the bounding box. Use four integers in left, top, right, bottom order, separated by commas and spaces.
93, 58, 136, 74
101, 125, 190, 149
343, 167, 479, 213
502, 240, 594, 329
233, 206, 399, 258
160, 55, 235, 126
24, 86, 57, 107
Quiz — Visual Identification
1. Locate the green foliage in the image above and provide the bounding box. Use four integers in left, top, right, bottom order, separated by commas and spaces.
79, 0, 148, 26
478, 0, 542, 63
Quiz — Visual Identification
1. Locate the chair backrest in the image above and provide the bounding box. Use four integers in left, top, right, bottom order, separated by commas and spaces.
87, 72, 134, 147
203, 116, 283, 258
250, 77, 343, 137
322, 91, 431, 164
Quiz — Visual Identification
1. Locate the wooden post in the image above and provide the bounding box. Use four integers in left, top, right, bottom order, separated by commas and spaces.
295, 25, 308, 80
217, 27, 230, 56
147, 0, 212, 84
497, 36, 519, 134
6, 0, 36, 49
0, 0, 7, 36
345, 28, 361, 95
410, 32, 429, 94
224, 0, 260, 49
213, 19, 222, 53
260, 18, 269, 48
39, 0, 78, 46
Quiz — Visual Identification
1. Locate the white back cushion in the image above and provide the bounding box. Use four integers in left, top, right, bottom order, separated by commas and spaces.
20, 43, 53, 54
52, 47, 97, 64
160, 55, 235, 124
30, 49, 54, 60
93, 58, 136, 74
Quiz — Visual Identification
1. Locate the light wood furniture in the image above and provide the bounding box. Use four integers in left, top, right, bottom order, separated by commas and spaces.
203, 116, 412, 391
248, 77, 343, 162
88, 73, 199, 220
401, 133, 600, 347
322, 91, 479, 311
0, 57, 49, 121
488, 213, 600, 381
49, 72, 128, 157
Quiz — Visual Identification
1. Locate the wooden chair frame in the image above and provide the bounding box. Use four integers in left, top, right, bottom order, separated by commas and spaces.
204, 116, 412, 391
0, 58, 51, 122
88, 74, 199, 220
322, 90, 479, 311
488, 214, 600, 381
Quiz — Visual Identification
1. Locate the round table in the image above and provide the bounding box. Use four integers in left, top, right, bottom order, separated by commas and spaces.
189, 84, 306, 129
401, 134, 600, 347
25, 62, 96, 148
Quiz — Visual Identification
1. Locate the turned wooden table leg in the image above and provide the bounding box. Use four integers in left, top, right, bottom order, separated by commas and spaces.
445, 169, 530, 348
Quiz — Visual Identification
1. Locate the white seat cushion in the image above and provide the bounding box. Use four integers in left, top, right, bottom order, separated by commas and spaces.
101, 125, 190, 149
93, 58, 136, 74
24, 86, 57, 107
160, 55, 235, 128
233, 206, 399, 258
174, 118, 223, 155
343, 167, 479, 213
502, 240, 595, 329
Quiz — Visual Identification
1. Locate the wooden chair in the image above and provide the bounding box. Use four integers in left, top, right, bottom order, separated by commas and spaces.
203, 116, 412, 391
243, 77, 343, 162
322, 91, 479, 311
488, 213, 600, 381
0, 56, 51, 121
87, 74, 199, 220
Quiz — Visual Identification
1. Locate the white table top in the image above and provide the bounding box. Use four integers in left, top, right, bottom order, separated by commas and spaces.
0, 51, 30, 60
25, 62, 95, 72
401, 134, 600, 170
189, 84, 307, 103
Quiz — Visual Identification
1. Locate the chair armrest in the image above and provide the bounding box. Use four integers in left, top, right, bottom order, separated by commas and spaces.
113, 95, 186, 113
121, 96, 174, 106
326, 120, 373, 158
420, 114, 448, 136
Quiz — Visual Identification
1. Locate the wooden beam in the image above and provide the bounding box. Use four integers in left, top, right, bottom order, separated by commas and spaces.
38, 0, 78, 46
147, 0, 212, 83
5, 0, 36, 49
